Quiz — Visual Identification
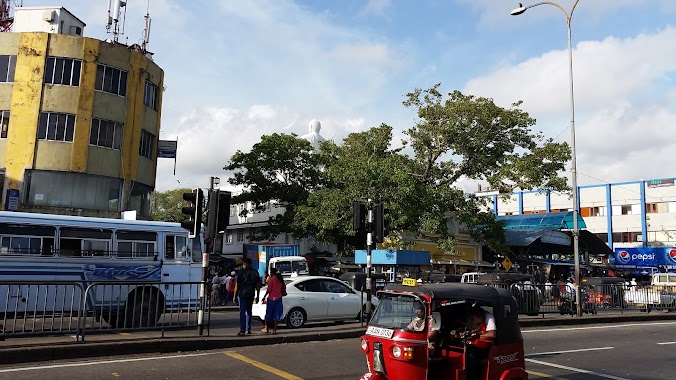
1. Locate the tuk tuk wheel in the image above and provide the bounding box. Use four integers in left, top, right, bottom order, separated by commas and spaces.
285, 307, 307, 329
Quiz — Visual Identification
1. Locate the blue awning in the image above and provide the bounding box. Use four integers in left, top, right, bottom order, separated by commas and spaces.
497, 211, 586, 230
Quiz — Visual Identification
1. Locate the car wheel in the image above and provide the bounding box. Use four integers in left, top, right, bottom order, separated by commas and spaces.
285, 307, 306, 329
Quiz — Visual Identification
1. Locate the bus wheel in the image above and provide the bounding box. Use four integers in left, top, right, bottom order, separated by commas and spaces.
124, 290, 161, 328
102, 312, 120, 328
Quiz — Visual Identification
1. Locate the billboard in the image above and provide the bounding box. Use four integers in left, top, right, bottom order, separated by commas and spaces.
612, 247, 676, 270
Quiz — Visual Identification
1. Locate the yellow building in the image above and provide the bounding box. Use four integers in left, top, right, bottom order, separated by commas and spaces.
412, 231, 495, 275
0, 7, 163, 219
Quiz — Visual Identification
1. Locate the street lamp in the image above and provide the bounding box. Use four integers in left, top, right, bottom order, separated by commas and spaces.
511, 1, 583, 317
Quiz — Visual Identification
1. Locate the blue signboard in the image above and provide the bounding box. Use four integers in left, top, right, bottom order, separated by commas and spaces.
4, 189, 19, 211
355, 250, 431, 266
611, 247, 676, 270
157, 140, 178, 158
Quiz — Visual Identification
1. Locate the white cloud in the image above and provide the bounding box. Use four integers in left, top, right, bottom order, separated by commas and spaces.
463, 26, 676, 186
359, 0, 392, 17
155, 105, 300, 191
465, 26, 676, 117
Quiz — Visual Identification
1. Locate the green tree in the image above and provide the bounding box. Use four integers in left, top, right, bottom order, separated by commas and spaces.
150, 188, 192, 222
223, 133, 324, 241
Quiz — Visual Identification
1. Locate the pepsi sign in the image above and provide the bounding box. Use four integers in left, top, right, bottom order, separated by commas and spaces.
612, 247, 676, 269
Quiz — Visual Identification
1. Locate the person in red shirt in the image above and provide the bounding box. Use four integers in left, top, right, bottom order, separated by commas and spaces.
261, 268, 285, 334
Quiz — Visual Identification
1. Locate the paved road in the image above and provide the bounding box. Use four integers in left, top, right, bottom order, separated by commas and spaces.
1, 320, 674, 379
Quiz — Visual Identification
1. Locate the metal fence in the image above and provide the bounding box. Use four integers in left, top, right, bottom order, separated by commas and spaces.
482, 282, 676, 316
0, 280, 209, 341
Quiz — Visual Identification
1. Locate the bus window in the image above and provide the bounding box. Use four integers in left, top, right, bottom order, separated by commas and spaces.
59, 228, 112, 257
165, 235, 188, 260
1, 236, 46, 255
116, 231, 157, 258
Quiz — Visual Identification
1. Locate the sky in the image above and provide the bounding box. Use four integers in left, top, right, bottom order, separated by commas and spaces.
23, 0, 676, 193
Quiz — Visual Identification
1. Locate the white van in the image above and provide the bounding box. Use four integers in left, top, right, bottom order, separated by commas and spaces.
460, 272, 485, 284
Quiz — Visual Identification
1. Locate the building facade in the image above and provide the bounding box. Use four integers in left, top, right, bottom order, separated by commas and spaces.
0, 7, 163, 219
484, 178, 676, 251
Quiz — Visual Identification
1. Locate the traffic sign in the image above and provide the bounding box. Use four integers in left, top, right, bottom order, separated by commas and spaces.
502, 257, 513, 271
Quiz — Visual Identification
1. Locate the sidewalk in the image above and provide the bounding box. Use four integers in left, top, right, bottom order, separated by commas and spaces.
2, 309, 676, 365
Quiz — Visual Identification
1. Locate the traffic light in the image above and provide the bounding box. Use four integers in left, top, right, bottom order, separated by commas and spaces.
352, 201, 366, 231
216, 191, 231, 233
205, 190, 232, 239
206, 189, 219, 239
373, 204, 390, 244
181, 188, 204, 238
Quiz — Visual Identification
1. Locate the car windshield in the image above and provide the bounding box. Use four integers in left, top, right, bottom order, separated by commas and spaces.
292, 260, 308, 273
370, 294, 424, 330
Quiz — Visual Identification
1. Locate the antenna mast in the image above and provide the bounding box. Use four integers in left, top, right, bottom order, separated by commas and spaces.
142, 0, 151, 53
0, 0, 13, 32
106, 0, 127, 43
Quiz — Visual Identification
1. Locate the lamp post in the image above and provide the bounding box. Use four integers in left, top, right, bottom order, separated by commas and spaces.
511, 1, 583, 317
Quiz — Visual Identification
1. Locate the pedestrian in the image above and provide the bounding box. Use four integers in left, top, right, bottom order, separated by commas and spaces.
211, 272, 221, 306
630, 278, 638, 287
261, 267, 286, 334
233, 258, 261, 336
224, 271, 236, 306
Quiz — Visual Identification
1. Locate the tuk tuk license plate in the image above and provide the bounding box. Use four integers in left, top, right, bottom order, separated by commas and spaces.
366, 326, 394, 339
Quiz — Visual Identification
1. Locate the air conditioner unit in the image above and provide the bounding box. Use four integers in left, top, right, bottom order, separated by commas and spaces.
43, 10, 56, 22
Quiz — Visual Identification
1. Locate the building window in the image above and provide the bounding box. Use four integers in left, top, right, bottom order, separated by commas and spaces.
226, 234, 233, 244
0, 55, 16, 83
37, 112, 75, 142
0, 110, 9, 138
646, 202, 667, 214
89, 118, 123, 150
612, 232, 641, 243
236, 231, 244, 242
139, 129, 155, 159
143, 80, 158, 110
95, 64, 127, 97
621, 205, 633, 215
44, 57, 82, 86
230, 205, 237, 216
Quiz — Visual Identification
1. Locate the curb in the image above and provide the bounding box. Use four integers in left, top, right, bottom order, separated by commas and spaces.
0, 328, 367, 365
519, 313, 676, 328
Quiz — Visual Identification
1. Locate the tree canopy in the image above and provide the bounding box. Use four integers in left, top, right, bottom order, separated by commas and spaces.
150, 187, 192, 222
223, 85, 571, 254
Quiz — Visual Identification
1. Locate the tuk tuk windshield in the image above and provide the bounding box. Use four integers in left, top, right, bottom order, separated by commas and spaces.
370, 294, 425, 331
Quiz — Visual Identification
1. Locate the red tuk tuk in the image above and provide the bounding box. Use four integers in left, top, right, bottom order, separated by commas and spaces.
359, 280, 527, 380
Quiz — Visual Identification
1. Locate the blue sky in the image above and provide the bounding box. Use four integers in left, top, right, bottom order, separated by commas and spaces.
24, 0, 676, 192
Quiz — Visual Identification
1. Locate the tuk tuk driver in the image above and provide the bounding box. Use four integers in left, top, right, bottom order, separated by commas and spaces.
404, 306, 441, 353
459, 306, 496, 380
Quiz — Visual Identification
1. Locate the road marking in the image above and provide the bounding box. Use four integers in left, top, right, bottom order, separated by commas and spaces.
526, 358, 630, 380
523, 321, 676, 333
224, 352, 303, 380
0, 352, 217, 373
526, 346, 614, 357
657, 341, 676, 345
527, 370, 569, 380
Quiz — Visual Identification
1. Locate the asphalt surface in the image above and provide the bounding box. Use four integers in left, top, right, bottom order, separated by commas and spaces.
1, 320, 675, 379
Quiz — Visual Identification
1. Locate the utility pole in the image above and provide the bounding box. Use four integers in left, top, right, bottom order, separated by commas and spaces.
365, 199, 373, 320
198, 176, 219, 335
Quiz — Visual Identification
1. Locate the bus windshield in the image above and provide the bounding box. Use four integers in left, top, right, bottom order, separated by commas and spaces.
370, 294, 424, 331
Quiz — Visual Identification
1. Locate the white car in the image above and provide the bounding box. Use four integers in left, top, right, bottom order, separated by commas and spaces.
252, 276, 378, 328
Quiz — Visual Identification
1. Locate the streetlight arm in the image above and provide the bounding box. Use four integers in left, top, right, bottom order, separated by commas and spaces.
521, 2, 574, 25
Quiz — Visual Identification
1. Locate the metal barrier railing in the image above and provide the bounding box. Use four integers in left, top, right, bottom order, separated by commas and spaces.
0, 280, 208, 341
0, 281, 85, 338
481, 282, 676, 315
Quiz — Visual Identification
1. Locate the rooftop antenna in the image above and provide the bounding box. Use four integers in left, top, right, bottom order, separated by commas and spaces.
106, 0, 127, 43
142, 0, 151, 53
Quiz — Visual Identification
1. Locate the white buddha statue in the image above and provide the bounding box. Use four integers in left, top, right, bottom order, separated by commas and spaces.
300, 119, 325, 151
